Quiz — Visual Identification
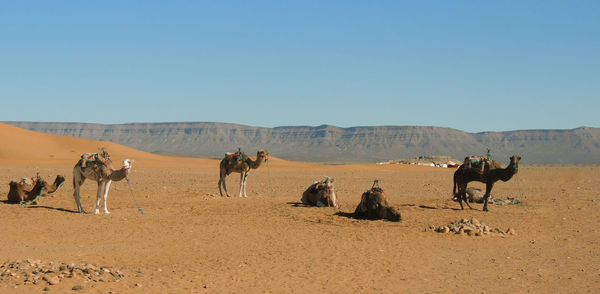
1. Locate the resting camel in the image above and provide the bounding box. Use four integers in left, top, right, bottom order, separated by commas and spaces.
218, 149, 270, 197
300, 176, 339, 208
7, 179, 47, 204
72, 157, 133, 214
354, 181, 401, 221
6, 175, 65, 204
453, 155, 521, 212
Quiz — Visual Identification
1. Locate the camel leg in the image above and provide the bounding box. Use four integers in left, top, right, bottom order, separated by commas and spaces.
242, 172, 249, 198
95, 180, 104, 215
238, 172, 245, 198
73, 179, 86, 213
461, 186, 473, 210
483, 183, 494, 212
102, 180, 112, 214
219, 173, 230, 197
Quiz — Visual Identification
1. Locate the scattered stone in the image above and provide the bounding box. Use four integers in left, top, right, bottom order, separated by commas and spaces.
430, 218, 515, 237
72, 285, 84, 290
0, 260, 126, 289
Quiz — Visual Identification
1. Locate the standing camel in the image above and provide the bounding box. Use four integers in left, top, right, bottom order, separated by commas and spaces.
72, 158, 133, 214
218, 149, 270, 197
453, 155, 521, 212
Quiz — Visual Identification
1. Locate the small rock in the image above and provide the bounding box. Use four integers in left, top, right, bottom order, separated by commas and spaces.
72, 285, 84, 290
507, 228, 516, 235
44, 286, 50, 291
44, 276, 60, 285
441, 226, 450, 233
135, 283, 142, 287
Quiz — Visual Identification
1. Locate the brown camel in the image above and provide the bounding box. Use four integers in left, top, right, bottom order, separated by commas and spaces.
453, 155, 521, 212
6, 175, 65, 204
300, 176, 339, 208
354, 180, 401, 221
7, 179, 47, 204
72, 158, 133, 214
218, 149, 270, 197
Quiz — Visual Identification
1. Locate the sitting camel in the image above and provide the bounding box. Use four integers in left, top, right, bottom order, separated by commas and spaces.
7, 179, 47, 204
218, 149, 270, 197
300, 176, 339, 208
453, 155, 521, 212
6, 175, 65, 204
72, 156, 133, 214
354, 180, 401, 222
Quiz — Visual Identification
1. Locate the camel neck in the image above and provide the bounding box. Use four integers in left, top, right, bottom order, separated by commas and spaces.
248, 156, 265, 169
109, 168, 129, 181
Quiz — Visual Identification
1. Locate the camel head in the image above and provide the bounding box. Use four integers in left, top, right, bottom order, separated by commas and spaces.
122, 159, 134, 170
509, 155, 521, 172
257, 149, 270, 161
53, 175, 66, 187
380, 205, 402, 222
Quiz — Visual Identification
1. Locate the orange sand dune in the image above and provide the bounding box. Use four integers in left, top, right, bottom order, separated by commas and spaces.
0, 122, 217, 168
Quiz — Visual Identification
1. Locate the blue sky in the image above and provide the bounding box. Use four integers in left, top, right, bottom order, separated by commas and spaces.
1, 1, 598, 132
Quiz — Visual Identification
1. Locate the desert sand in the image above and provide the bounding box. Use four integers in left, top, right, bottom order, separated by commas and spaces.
0, 122, 598, 293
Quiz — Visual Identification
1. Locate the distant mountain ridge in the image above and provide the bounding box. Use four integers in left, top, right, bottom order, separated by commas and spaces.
5, 122, 600, 164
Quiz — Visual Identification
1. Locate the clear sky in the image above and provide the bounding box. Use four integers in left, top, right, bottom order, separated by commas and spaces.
1, 1, 598, 132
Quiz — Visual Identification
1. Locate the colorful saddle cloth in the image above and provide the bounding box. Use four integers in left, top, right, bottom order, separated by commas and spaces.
464, 156, 487, 169
225, 152, 246, 163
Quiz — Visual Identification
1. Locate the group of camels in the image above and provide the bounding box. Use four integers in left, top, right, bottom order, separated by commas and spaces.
6, 146, 521, 219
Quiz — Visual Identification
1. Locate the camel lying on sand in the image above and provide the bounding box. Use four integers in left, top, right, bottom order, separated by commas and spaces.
6, 175, 65, 204
354, 181, 401, 222
301, 176, 339, 208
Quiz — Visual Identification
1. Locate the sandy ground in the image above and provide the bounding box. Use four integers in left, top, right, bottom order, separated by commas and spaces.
1, 123, 599, 293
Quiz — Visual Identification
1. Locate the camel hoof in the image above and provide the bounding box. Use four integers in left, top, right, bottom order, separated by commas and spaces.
105, 211, 111, 215
94, 210, 100, 215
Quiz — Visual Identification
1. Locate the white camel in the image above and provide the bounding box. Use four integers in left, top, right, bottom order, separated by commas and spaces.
72, 158, 133, 214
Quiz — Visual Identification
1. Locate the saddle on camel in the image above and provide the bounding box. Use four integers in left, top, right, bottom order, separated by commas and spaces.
463, 149, 492, 174
224, 148, 247, 166
80, 147, 112, 168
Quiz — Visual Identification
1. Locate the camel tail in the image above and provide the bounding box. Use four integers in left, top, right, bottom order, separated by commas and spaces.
452, 172, 458, 198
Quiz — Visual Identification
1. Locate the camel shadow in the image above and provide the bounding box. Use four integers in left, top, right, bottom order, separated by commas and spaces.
26, 205, 80, 214
287, 201, 309, 207
334, 211, 360, 219
398, 203, 463, 211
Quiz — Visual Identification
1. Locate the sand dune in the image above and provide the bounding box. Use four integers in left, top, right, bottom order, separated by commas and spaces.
0, 122, 216, 168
